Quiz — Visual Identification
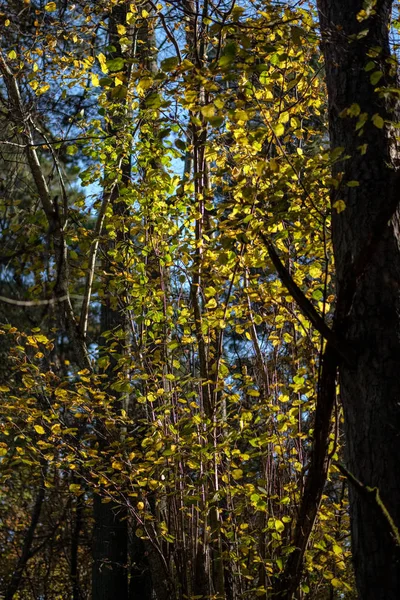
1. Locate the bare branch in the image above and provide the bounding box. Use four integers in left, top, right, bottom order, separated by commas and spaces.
260, 233, 353, 365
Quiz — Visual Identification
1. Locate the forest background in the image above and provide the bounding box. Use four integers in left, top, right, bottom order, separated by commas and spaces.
1, 1, 400, 599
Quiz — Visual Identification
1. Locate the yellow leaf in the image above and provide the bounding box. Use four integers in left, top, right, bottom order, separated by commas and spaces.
97, 53, 108, 74
205, 297, 217, 309
0, 386, 10, 392
137, 77, 153, 93
34, 425, 45, 435
273, 518, 285, 532
69, 483, 82, 494
247, 389, 260, 397
8, 50, 17, 59
232, 468, 243, 480
274, 123, 285, 137
35, 334, 48, 343
117, 24, 126, 35
44, 2, 57, 11
91, 73, 100, 87
200, 104, 215, 119
333, 200, 346, 214
309, 264, 322, 278
269, 158, 279, 172
332, 544, 342, 555
235, 109, 249, 122
37, 84, 50, 95
137, 501, 145, 510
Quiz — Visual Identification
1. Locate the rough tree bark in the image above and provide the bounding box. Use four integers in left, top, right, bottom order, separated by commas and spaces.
317, 1, 400, 598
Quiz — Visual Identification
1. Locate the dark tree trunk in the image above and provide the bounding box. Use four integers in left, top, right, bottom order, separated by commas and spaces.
4, 460, 47, 600
92, 495, 128, 600
91, 3, 132, 597
71, 482, 83, 600
317, 1, 400, 598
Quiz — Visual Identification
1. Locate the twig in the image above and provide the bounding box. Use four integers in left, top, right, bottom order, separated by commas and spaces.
336, 462, 400, 547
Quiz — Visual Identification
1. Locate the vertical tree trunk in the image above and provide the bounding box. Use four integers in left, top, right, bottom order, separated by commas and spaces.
4, 460, 47, 600
71, 482, 83, 600
317, 2, 400, 598
92, 494, 129, 600
91, 2, 132, 598
92, 197, 130, 599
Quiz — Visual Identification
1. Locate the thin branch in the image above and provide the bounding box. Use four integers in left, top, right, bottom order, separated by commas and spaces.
146, 0, 182, 63
0, 53, 55, 220
336, 462, 400, 547
78, 189, 113, 338
273, 343, 337, 599
260, 233, 353, 365
0, 294, 84, 307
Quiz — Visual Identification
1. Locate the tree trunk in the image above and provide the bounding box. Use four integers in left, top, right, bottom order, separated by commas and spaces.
91, 2, 132, 598
92, 495, 128, 600
317, 1, 400, 598
4, 460, 47, 600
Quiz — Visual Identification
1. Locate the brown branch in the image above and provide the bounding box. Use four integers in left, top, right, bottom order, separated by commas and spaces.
273, 343, 338, 598
260, 233, 352, 365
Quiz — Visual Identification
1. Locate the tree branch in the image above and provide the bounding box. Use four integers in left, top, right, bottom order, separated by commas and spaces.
260, 233, 352, 365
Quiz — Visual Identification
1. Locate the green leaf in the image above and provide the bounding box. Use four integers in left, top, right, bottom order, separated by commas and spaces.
161, 56, 179, 72
312, 289, 323, 301
106, 58, 125, 72
370, 71, 383, 85
372, 113, 384, 129
145, 92, 162, 108
348, 103, 360, 117
218, 42, 237, 68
